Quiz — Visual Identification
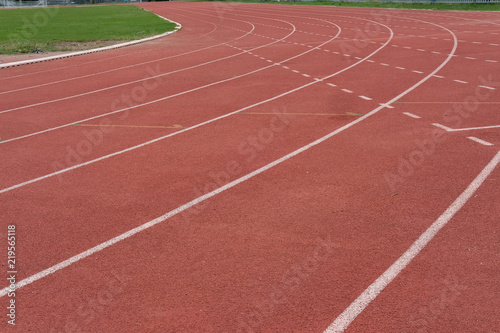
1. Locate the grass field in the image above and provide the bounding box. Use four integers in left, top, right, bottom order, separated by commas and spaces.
0, 5, 177, 54
198, 0, 500, 11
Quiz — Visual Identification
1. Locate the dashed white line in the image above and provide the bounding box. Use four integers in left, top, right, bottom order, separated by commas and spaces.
359, 96, 372, 101
467, 137, 494, 146
403, 112, 421, 119
453, 79, 468, 84
327, 83, 337, 88
395, 66, 406, 70
486, 60, 498, 63
412, 70, 423, 74
465, 57, 477, 60
433, 74, 445, 79
380, 63, 389, 66
302, 73, 311, 78
341, 89, 353, 94
292, 69, 300, 73
479, 85, 495, 90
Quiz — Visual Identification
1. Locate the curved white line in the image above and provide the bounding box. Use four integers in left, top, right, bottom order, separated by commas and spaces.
0, 13, 182, 70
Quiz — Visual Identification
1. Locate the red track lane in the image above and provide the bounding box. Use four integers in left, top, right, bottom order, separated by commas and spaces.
1, 3, 499, 333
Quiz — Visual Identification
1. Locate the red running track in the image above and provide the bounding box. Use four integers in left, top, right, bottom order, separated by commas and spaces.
1, 2, 499, 332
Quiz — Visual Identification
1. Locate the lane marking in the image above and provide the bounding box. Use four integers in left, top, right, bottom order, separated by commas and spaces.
412, 70, 423, 74
238, 112, 363, 116
453, 79, 468, 84
402, 112, 421, 119
432, 123, 453, 131
324, 150, 500, 333
433, 123, 500, 132
327, 83, 337, 88
467, 137, 494, 146
72, 124, 186, 129
0, 15, 182, 70
395, 66, 406, 70
433, 74, 445, 78
478, 85, 495, 90
341, 89, 353, 94
359, 96, 372, 101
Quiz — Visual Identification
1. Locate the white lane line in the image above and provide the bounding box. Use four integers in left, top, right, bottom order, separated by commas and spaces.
465, 57, 477, 60
490, 43, 499, 46
302, 73, 311, 77
479, 85, 495, 90
472, 41, 482, 44
380, 63, 389, 66
467, 137, 494, 146
416, 48, 426, 52
366, 60, 375, 63
433, 74, 445, 79
431, 51, 441, 54
453, 79, 468, 84
359, 96, 372, 101
292, 69, 300, 73
0, 21, 461, 296
432, 123, 453, 131
0, 15, 182, 69
341, 89, 353, 94
327, 83, 337, 88
412, 70, 423, 74
434, 124, 500, 132
325, 150, 500, 333
395, 66, 406, 70
402, 112, 421, 119
486, 60, 498, 63
282, 65, 290, 69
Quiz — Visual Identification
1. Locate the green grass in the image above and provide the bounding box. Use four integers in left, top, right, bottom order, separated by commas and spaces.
194, 0, 500, 11
0, 5, 177, 54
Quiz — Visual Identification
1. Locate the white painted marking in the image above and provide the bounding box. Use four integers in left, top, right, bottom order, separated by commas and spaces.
417, 49, 426, 52
443, 124, 500, 132
380, 103, 394, 109
366, 60, 375, 63
472, 41, 482, 44
282, 65, 290, 69
467, 137, 494, 146
479, 85, 495, 90
453, 79, 468, 84
395, 66, 406, 70
0, 15, 182, 69
402, 112, 421, 119
465, 57, 476, 60
433, 74, 445, 78
431, 51, 441, 54
486, 60, 498, 63
324, 150, 500, 333
327, 83, 337, 88
359, 96, 372, 101
341, 89, 353, 94
292, 69, 300, 73
490, 43, 499, 46
412, 70, 423, 74
432, 123, 453, 131
302, 73, 311, 77
403, 46, 412, 49
267, 59, 273, 63
380, 63, 389, 66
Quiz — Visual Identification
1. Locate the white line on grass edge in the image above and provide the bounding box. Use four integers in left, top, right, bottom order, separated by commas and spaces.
0, 17, 455, 297
0, 14, 181, 69
324, 150, 500, 333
